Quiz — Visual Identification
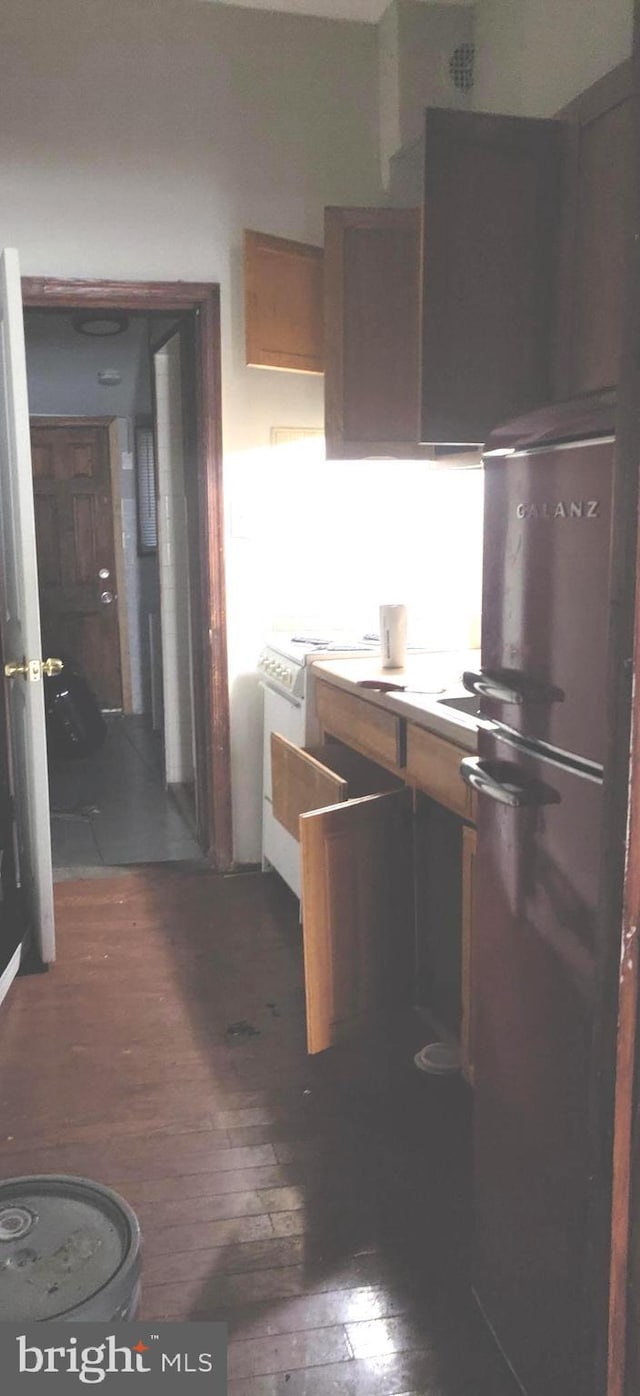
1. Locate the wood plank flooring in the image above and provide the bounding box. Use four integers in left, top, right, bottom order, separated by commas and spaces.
0, 868, 518, 1395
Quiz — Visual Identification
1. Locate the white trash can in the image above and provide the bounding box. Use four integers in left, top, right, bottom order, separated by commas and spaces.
0, 1175, 141, 1321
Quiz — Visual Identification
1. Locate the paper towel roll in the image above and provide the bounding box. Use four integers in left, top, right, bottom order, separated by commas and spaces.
380, 604, 407, 669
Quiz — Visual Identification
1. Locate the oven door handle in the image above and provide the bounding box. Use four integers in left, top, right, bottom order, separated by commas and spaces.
259, 679, 302, 709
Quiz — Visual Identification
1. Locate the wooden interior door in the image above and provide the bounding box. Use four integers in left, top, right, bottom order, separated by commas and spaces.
0, 249, 54, 970
300, 787, 413, 1055
30, 423, 122, 709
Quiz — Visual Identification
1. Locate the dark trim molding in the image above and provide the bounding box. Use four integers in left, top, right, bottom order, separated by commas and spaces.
23, 277, 233, 871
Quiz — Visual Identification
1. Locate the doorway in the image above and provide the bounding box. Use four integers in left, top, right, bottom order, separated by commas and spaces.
30, 419, 124, 711
21, 278, 232, 873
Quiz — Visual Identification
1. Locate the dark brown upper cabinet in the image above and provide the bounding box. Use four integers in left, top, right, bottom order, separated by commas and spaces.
420, 109, 563, 445
554, 61, 632, 399
324, 109, 562, 458
324, 207, 424, 458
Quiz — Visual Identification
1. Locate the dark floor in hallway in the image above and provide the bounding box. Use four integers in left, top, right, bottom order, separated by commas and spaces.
48, 714, 203, 872
0, 869, 518, 1395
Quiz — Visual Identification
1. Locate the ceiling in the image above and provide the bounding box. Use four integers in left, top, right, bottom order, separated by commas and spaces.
197, 0, 470, 26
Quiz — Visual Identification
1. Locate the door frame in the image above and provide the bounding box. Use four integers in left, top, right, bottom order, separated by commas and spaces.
22, 277, 232, 871
29, 416, 132, 714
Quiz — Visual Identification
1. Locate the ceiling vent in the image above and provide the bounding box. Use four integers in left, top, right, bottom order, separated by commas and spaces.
449, 42, 475, 95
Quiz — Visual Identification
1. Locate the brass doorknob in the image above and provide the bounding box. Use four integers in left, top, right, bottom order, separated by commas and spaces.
4, 657, 64, 682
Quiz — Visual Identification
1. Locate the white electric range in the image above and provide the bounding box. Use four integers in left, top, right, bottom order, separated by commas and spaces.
259, 633, 379, 896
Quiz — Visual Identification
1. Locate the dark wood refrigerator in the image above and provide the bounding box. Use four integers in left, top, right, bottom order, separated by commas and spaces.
461, 395, 616, 1396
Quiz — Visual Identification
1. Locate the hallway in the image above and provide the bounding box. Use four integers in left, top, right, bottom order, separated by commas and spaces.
0, 868, 517, 1394
49, 715, 203, 872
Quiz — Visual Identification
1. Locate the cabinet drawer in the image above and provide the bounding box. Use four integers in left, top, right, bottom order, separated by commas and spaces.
406, 724, 476, 820
271, 732, 401, 841
315, 681, 403, 771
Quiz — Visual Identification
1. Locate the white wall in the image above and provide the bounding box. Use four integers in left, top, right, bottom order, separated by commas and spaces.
473, 0, 634, 115
379, 1, 401, 178
228, 438, 483, 856
397, 1, 473, 145
233, 440, 483, 645
378, 0, 473, 185
1, 0, 382, 862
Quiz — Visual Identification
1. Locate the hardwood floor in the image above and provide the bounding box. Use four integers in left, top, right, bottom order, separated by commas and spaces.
0, 868, 518, 1394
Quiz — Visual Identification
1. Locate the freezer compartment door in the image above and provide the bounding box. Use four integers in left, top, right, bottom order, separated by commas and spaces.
473, 435, 613, 765
467, 728, 602, 1396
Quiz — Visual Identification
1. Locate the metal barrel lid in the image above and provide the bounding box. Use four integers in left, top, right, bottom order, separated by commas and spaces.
0, 1175, 141, 1321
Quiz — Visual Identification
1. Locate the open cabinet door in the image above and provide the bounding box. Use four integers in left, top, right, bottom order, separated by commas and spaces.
323, 207, 423, 459
300, 788, 413, 1055
0, 249, 55, 984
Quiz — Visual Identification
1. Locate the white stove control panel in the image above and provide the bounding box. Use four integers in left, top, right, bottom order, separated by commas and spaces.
257, 649, 302, 697
258, 634, 380, 702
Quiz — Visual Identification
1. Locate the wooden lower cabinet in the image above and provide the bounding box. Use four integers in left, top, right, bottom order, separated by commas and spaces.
406, 722, 476, 820
461, 825, 477, 1085
271, 732, 411, 1054
412, 793, 477, 1089
301, 788, 414, 1055
315, 679, 404, 772
271, 712, 476, 1067
271, 731, 400, 838
413, 794, 464, 1039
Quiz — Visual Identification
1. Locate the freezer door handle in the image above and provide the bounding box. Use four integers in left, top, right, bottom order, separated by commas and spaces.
460, 756, 561, 808
462, 668, 565, 706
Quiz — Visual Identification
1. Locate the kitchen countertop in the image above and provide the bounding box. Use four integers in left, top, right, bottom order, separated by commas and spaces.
310, 650, 483, 752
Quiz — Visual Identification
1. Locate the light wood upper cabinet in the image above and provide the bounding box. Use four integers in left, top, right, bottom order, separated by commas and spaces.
554, 62, 632, 398
243, 230, 324, 374
300, 788, 413, 1055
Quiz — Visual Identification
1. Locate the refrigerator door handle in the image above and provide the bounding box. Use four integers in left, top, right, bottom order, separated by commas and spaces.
462, 668, 565, 706
460, 756, 562, 808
